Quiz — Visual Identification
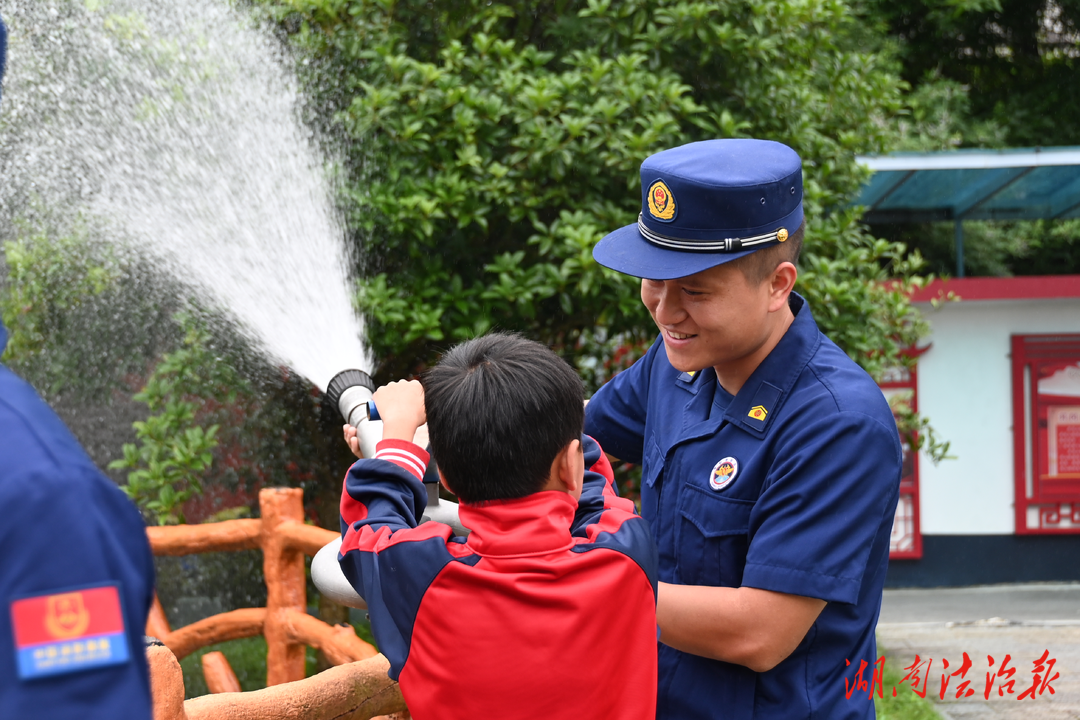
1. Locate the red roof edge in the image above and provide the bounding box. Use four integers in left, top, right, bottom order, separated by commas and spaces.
909, 275, 1080, 303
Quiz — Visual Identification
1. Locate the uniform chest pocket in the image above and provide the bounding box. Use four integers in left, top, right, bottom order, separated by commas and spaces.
675, 486, 754, 588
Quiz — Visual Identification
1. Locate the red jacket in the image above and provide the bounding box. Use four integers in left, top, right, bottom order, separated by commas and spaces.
338, 435, 658, 719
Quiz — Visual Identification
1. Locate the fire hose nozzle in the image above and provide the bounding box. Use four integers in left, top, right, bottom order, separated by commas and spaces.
326, 369, 380, 428
326, 369, 383, 459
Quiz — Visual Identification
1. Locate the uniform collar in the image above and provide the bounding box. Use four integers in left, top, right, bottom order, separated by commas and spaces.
665, 293, 820, 447
459, 491, 577, 558
722, 292, 821, 437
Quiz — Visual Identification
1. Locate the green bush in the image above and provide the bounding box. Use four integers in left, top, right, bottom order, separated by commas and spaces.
109, 314, 245, 525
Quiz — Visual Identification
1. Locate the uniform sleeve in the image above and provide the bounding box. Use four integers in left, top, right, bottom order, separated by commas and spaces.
570, 436, 659, 596
584, 336, 664, 464
741, 411, 902, 604
338, 439, 468, 678
0, 368, 155, 719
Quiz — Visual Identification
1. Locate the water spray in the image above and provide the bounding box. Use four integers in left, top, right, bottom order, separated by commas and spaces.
312, 369, 469, 609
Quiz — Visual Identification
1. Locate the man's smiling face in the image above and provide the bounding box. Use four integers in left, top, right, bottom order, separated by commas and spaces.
640, 261, 777, 376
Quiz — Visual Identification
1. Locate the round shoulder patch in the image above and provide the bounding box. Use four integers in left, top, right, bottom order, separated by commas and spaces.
647, 179, 677, 222
709, 457, 738, 491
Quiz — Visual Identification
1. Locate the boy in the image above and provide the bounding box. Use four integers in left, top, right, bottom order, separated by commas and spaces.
337, 333, 658, 719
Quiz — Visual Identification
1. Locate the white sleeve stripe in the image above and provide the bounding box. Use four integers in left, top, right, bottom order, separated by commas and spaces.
376, 453, 425, 479
375, 449, 426, 479
376, 448, 426, 469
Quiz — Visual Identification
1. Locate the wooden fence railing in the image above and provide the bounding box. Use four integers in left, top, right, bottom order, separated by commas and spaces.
145, 487, 409, 720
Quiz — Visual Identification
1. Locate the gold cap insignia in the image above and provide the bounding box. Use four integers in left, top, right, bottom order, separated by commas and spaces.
777, 228, 788, 243
647, 180, 677, 221
748, 405, 768, 421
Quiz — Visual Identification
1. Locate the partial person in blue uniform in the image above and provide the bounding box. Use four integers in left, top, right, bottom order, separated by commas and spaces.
585, 139, 903, 719
0, 14, 6, 104
0, 324, 156, 720
0, 22, 155, 712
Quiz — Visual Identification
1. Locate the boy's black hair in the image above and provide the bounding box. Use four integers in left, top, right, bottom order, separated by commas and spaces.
423, 333, 584, 504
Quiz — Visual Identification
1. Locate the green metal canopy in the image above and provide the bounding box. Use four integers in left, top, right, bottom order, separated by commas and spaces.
854, 147, 1080, 276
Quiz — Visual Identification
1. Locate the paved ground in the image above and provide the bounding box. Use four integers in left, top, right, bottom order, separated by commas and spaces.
878, 584, 1080, 719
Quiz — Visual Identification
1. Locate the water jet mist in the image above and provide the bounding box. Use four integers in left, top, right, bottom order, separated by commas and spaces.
0, 0, 369, 388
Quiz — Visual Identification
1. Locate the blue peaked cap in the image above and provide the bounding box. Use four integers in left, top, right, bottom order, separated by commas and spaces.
593, 139, 804, 280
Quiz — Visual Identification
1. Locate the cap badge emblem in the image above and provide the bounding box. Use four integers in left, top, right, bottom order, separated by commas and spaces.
647, 179, 677, 222
748, 405, 768, 421
709, 457, 738, 491
777, 228, 789, 243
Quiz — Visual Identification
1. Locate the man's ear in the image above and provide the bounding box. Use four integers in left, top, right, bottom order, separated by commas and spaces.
768, 261, 797, 313
558, 438, 584, 496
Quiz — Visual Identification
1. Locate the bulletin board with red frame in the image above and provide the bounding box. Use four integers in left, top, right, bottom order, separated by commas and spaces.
880, 363, 923, 559
1012, 334, 1080, 534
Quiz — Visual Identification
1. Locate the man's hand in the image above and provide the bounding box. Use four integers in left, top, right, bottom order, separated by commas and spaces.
656, 583, 826, 672
372, 380, 427, 444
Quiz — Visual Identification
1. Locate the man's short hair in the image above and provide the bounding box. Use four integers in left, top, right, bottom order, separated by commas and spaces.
423, 333, 584, 504
730, 220, 805, 284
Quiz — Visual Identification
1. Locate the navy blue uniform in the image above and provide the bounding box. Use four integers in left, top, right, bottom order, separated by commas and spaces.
0, 14, 7, 103
0, 320, 155, 719
585, 294, 902, 719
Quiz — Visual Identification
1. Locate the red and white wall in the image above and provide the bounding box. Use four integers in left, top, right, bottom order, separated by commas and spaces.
884, 276, 1080, 586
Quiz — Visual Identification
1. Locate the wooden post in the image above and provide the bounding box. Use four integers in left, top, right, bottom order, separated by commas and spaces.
147, 639, 188, 720
201, 651, 242, 694
260, 488, 307, 685
146, 594, 172, 640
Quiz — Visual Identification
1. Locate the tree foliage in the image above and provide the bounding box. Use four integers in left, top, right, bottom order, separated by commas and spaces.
1, 221, 120, 382
867, 0, 1080, 147
0, 213, 177, 400
258, 0, 932, 390
108, 311, 357, 526
864, 0, 1080, 276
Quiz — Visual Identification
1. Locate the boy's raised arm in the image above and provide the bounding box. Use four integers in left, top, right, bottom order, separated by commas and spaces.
339, 380, 430, 538
570, 435, 658, 596
570, 435, 640, 534
338, 380, 463, 677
